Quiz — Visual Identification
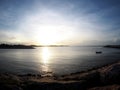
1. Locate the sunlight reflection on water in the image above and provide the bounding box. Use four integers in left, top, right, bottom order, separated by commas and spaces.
41, 47, 53, 76
42, 47, 51, 64
0, 47, 120, 75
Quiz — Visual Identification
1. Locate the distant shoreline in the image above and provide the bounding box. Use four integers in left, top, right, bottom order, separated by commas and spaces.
32, 45, 69, 47
104, 45, 120, 49
0, 44, 34, 49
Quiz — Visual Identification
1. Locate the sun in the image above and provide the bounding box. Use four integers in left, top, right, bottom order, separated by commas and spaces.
34, 24, 73, 45
35, 28, 63, 45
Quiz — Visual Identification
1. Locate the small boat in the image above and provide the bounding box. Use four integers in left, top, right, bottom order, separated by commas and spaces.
96, 51, 102, 54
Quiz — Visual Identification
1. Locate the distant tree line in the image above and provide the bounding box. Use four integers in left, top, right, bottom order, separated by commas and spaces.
0, 44, 34, 49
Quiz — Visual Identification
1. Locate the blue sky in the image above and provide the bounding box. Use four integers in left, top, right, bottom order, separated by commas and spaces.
0, 0, 120, 45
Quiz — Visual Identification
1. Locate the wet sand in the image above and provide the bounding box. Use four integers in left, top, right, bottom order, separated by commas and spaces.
0, 61, 120, 90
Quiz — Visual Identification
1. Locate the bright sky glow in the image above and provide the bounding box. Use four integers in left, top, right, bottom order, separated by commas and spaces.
19, 10, 75, 45
0, 0, 120, 45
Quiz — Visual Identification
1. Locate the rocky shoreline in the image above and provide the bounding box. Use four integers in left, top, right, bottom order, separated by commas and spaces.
0, 61, 120, 90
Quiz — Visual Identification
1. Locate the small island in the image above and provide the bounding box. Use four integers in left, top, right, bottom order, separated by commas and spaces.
0, 44, 34, 49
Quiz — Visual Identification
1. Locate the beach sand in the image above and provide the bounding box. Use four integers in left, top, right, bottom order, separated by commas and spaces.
0, 61, 120, 90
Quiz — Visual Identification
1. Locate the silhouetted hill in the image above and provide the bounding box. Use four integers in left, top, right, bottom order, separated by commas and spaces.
0, 44, 34, 49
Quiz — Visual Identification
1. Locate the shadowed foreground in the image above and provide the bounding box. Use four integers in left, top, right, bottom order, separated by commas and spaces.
0, 62, 120, 90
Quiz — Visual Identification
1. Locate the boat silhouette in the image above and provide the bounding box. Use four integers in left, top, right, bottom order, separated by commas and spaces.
96, 51, 102, 54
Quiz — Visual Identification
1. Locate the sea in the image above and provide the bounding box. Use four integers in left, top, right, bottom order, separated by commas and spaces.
0, 46, 120, 75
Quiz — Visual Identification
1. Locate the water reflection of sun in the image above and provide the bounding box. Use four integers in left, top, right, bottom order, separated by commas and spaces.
41, 47, 52, 74
42, 47, 51, 64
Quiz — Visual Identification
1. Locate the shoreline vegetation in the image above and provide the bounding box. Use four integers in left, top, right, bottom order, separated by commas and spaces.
0, 44, 34, 49
0, 61, 120, 90
0, 44, 69, 49
0, 44, 120, 49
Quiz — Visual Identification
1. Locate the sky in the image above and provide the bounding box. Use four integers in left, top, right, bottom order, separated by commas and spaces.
0, 0, 120, 45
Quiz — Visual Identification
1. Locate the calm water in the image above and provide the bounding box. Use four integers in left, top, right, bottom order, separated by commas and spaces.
0, 46, 120, 75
